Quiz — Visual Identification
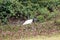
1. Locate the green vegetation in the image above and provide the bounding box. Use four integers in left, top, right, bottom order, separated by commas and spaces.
0, 0, 60, 39
0, 0, 60, 24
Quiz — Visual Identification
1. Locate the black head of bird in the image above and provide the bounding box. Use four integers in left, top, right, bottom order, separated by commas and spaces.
33, 17, 39, 22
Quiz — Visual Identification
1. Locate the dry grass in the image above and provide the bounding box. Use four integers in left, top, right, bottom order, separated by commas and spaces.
21, 34, 60, 40
2, 34, 60, 40
0, 20, 60, 40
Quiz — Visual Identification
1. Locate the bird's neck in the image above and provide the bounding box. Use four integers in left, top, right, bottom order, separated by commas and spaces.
33, 19, 35, 22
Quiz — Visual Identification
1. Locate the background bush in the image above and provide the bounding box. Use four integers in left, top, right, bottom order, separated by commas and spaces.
0, 0, 60, 24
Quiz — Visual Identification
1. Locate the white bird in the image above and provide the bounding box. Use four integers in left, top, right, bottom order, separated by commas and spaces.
23, 19, 33, 25
22, 17, 38, 25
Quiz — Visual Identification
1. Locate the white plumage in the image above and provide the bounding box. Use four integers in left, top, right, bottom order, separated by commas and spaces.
23, 19, 33, 25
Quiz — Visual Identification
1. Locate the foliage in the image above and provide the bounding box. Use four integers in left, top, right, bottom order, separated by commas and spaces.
37, 15, 45, 22
0, 0, 60, 24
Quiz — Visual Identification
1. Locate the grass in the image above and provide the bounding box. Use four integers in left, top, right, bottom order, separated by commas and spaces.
0, 21, 60, 40
25, 35, 60, 40
3, 34, 60, 40
22, 35, 60, 40
0, 18, 60, 40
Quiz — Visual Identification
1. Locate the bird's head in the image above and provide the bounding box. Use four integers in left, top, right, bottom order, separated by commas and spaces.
33, 17, 39, 22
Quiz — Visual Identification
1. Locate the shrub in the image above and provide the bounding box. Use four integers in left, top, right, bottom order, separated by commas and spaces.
47, 12, 56, 20
37, 15, 45, 22
0, 0, 60, 24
